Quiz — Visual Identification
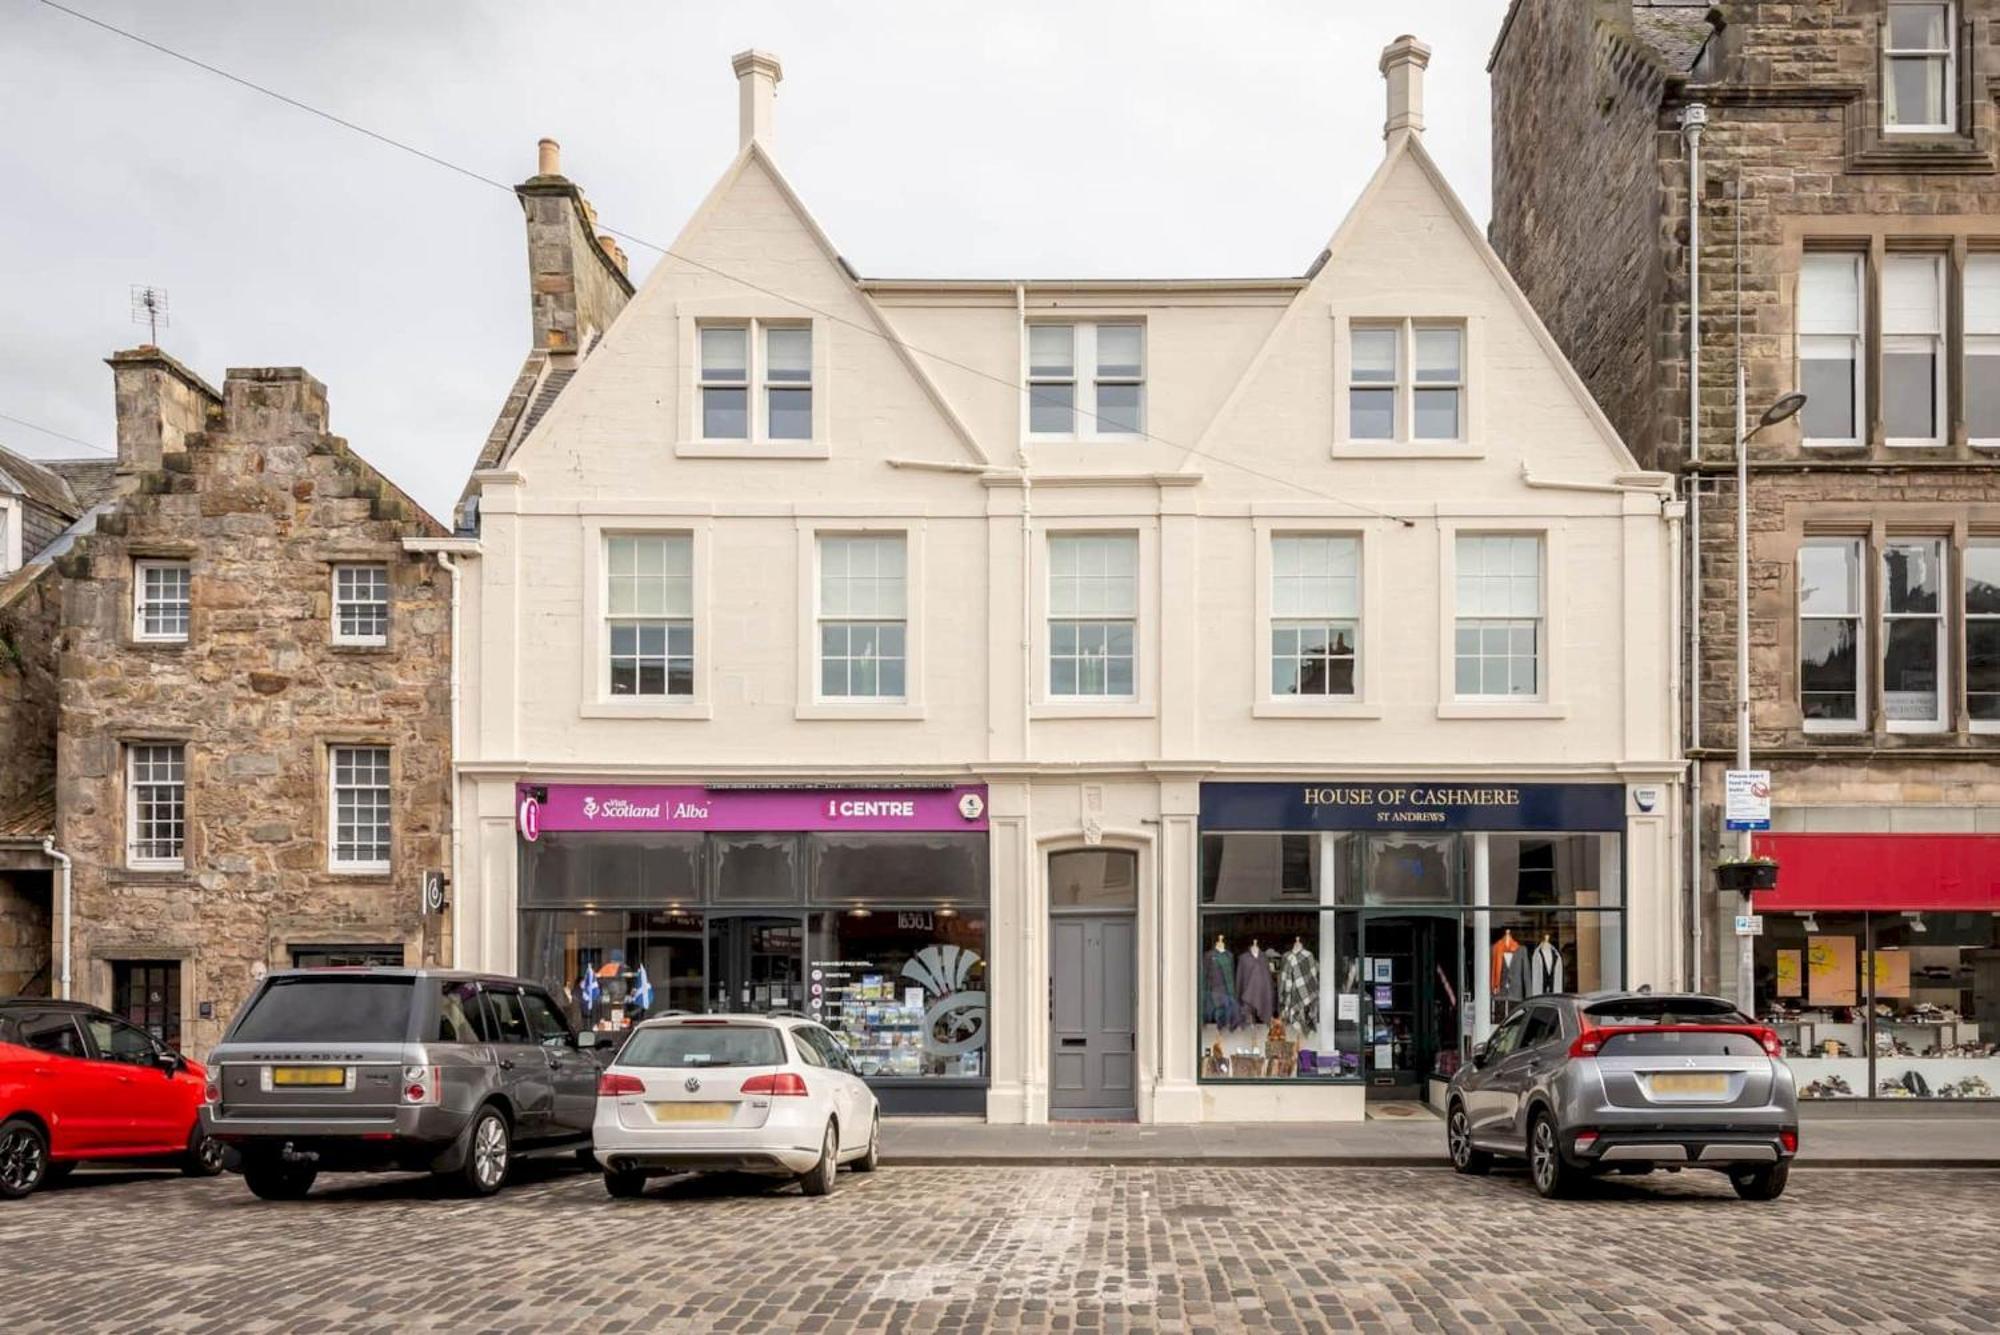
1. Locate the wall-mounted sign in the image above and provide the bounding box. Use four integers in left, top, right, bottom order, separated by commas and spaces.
1198, 782, 1626, 832
1734, 914, 1763, 937
516, 784, 989, 836
421, 870, 448, 916
1724, 769, 1772, 831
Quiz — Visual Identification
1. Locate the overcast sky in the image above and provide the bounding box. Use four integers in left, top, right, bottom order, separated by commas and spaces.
0, 0, 1508, 521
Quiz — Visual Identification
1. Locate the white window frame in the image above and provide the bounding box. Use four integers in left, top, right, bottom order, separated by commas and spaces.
1799, 536, 1867, 734
603, 533, 695, 701
676, 305, 828, 458
1268, 535, 1360, 699
1882, 254, 1947, 448
125, 743, 185, 871
1883, 1, 1956, 134
1334, 315, 1480, 458
1450, 533, 1546, 703
579, 519, 712, 719
132, 559, 191, 643
328, 745, 392, 874
1966, 538, 2000, 732
331, 563, 390, 647
1882, 537, 1949, 733
1798, 253, 1867, 449
1252, 520, 1382, 718
1023, 322, 1146, 442
1966, 253, 2000, 449
1046, 532, 1140, 701
794, 522, 926, 720
814, 533, 909, 704
1436, 523, 1565, 719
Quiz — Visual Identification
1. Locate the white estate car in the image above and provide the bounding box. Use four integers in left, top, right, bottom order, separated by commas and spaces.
592, 1013, 880, 1198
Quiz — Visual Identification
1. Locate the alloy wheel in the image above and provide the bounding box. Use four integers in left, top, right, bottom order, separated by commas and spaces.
1531, 1120, 1558, 1193
0, 1127, 47, 1195
473, 1116, 509, 1190
1448, 1110, 1471, 1167
198, 1136, 227, 1173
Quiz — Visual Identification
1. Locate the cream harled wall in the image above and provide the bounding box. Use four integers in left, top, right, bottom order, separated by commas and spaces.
452, 43, 1684, 1123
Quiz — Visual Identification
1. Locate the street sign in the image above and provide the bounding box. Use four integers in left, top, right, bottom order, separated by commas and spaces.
421, 870, 448, 915
1724, 769, 1772, 831
1734, 914, 1764, 937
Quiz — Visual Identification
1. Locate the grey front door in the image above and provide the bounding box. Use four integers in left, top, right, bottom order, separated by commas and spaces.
1049, 914, 1137, 1118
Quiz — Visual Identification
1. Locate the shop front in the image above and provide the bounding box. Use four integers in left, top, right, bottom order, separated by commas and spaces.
514, 783, 992, 1114
1746, 833, 1998, 1102
1197, 782, 1626, 1106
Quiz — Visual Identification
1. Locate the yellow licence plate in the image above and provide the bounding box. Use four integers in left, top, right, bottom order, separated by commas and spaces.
272, 1066, 347, 1087
1650, 1072, 1728, 1096
649, 1102, 733, 1124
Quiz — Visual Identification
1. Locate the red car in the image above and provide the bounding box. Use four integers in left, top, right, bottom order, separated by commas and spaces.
0, 998, 224, 1198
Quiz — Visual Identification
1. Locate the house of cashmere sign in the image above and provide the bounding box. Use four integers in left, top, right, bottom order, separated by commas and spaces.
1197, 783, 1628, 833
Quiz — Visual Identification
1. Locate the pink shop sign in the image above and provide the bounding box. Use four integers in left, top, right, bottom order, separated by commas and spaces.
516, 784, 988, 839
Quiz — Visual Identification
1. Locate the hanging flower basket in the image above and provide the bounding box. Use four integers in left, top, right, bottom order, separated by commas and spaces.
1715, 858, 1779, 894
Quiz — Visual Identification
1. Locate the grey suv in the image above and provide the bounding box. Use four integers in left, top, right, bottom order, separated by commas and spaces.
203, 969, 603, 1200
1444, 991, 1799, 1200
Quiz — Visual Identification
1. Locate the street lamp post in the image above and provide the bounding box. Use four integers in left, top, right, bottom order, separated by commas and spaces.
1731, 371, 1807, 1010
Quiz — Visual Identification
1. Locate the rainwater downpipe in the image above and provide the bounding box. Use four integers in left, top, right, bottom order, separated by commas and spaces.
1682, 102, 1707, 993
435, 551, 463, 970
42, 837, 71, 999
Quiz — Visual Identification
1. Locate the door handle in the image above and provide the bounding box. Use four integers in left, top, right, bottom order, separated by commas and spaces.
497, 1059, 515, 1071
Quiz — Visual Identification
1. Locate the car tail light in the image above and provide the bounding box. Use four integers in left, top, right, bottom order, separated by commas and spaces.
740, 1072, 808, 1097
1568, 1027, 1605, 1058
203, 1067, 221, 1106
1572, 1131, 1599, 1153
1780, 1130, 1798, 1154
401, 1064, 442, 1106
1755, 1026, 1784, 1057
597, 1072, 646, 1098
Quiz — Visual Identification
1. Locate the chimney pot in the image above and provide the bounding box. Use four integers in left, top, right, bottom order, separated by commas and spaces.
1378, 34, 1433, 139
730, 49, 783, 150
537, 137, 561, 177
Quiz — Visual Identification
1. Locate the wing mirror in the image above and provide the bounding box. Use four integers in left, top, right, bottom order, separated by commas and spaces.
572, 1030, 600, 1049
1470, 1041, 1491, 1070
155, 1050, 185, 1074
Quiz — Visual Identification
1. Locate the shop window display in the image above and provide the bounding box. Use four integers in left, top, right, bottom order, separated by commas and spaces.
810, 909, 988, 1079
521, 908, 705, 1031
1759, 912, 1997, 1100
1200, 909, 1360, 1079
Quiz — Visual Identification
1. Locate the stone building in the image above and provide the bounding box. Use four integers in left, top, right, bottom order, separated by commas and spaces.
447, 43, 1681, 1124
0, 349, 452, 1054
1492, 1, 2000, 1102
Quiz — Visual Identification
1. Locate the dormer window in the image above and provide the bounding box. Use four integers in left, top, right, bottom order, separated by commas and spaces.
1884, 2, 1955, 134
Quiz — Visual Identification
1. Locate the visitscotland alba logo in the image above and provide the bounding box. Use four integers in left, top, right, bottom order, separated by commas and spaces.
582, 796, 662, 821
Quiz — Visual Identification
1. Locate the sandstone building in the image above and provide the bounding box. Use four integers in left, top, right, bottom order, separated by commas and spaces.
0, 351, 452, 1054
1492, 0, 2000, 1101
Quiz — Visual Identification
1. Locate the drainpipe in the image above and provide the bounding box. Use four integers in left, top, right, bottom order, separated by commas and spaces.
41, 837, 71, 999
1681, 102, 1707, 993
434, 551, 463, 971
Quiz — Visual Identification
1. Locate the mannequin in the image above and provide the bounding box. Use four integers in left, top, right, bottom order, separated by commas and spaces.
1529, 932, 1564, 995
1490, 929, 1524, 999
1203, 937, 1242, 1027
1238, 937, 1277, 1025
1279, 937, 1321, 1033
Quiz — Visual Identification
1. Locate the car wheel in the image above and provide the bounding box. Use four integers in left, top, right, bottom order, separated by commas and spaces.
0, 1118, 50, 1200
1446, 1104, 1491, 1176
798, 1121, 838, 1197
604, 1169, 647, 1199
1528, 1111, 1581, 1200
242, 1158, 316, 1201
183, 1124, 227, 1178
852, 1114, 881, 1174
458, 1107, 511, 1197
1731, 1161, 1790, 1202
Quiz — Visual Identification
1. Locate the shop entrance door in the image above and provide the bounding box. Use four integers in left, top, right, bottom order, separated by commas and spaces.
1361, 914, 1464, 1102
1048, 914, 1137, 1119
707, 916, 806, 1015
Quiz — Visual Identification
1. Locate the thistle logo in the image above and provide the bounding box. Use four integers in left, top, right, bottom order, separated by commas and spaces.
582, 796, 600, 820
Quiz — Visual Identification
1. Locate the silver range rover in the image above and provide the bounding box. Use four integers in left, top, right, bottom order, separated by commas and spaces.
1444, 991, 1799, 1200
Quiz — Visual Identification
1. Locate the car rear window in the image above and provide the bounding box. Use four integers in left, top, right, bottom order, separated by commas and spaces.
1584, 997, 1750, 1026
619, 1024, 783, 1069
1599, 1031, 1767, 1057
229, 976, 415, 1044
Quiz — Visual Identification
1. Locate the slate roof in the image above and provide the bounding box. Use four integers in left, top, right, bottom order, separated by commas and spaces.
0, 445, 82, 520
45, 457, 121, 508
0, 782, 55, 841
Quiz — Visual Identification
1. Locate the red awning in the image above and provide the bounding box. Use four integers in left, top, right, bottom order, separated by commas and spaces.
1750, 833, 2000, 911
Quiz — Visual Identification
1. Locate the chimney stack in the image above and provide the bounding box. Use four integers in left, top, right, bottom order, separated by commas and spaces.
104, 346, 221, 475
731, 49, 783, 150
537, 137, 562, 178
515, 139, 634, 352
1379, 34, 1432, 139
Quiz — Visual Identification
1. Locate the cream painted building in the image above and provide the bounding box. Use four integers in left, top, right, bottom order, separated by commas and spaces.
442, 38, 1685, 1122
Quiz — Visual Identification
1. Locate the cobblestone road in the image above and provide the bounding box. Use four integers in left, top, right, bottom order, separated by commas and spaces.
5, 1162, 1998, 1332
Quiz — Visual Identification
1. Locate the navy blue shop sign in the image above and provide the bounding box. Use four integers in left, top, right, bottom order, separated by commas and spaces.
1200, 782, 1626, 832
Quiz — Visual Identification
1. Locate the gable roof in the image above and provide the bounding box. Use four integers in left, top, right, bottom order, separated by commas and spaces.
0, 444, 83, 520
1190, 129, 1644, 475
492, 142, 989, 475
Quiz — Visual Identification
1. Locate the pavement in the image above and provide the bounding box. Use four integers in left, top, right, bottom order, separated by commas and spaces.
7, 1160, 1999, 1331
881, 1103, 2000, 1167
